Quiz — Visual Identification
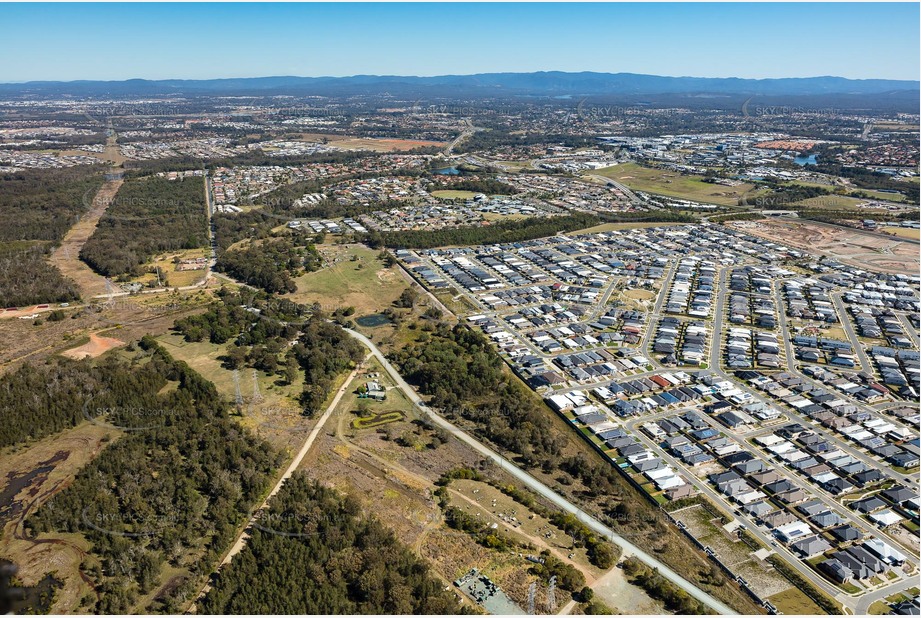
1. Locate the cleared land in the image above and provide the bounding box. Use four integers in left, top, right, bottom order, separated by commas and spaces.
791, 194, 868, 210
284, 244, 406, 315
881, 226, 921, 240
430, 190, 478, 200
589, 163, 758, 206
673, 503, 822, 615
47, 178, 124, 299
295, 134, 446, 152
155, 331, 310, 454
127, 248, 210, 289
298, 356, 660, 614
60, 332, 125, 359
730, 219, 919, 275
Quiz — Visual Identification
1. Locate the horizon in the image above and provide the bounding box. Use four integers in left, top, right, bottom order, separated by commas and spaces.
3, 69, 921, 86
0, 3, 918, 82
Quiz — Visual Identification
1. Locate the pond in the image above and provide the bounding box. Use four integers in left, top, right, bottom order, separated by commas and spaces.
433, 166, 459, 175
793, 154, 818, 166
355, 313, 392, 327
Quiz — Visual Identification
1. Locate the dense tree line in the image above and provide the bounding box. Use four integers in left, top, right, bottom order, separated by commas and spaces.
215, 237, 321, 294
0, 166, 104, 305
442, 506, 516, 551
26, 338, 283, 613
292, 316, 366, 415
81, 176, 208, 277
547, 512, 617, 569
199, 474, 467, 614
366, 213, 600, 249
0, 244, 80, 307
529, 550, 586, 592
0, 356, 118, 447
0, 167, 104, 243
173, 289, 306, 346
124, 149, 374, 178
454, 130, 596, 154
437, 178, 518, 195
740, 184, 832, 208
389, 323, 567, 469
436, 467, 619, 571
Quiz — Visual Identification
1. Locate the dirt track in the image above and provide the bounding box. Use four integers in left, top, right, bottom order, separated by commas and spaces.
47, 178, 122, 298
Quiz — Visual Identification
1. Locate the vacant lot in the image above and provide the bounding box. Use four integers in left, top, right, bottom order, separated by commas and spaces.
430, 190, 478, 200
295, 134, 446, 152
60, 332, 125, 359
589, 163, 757, 206
730, 220, 919, 275
572, 221, 688, 235
791, 194, 868, 210
127, 248, 210, 289
673, 503, 820, 614
881, 226, 921, 240
285, 244, 406, 314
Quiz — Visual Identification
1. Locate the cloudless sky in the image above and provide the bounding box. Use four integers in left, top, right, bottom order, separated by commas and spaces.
0, 3, 918, 82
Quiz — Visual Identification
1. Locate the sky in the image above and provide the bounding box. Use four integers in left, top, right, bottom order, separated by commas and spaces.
0, 3, 918, 82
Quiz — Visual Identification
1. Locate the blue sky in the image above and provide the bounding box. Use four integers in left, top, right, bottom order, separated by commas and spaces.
0, 3, 918, 82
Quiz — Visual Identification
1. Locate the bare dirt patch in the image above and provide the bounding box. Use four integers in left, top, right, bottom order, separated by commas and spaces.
60, 332, 125, 359
729, 220, 919, 275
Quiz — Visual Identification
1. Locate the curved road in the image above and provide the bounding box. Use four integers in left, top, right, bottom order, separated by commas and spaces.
342, 327, 737, 615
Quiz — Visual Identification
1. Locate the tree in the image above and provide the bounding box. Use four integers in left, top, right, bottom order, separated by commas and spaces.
283, 357, 299, 385
395, 286, 418, 309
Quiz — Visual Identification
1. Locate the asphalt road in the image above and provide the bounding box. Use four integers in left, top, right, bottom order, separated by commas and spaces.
342, 327, 738, 615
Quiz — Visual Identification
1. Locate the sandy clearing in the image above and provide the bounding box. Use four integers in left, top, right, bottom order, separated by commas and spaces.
60, 332, 125, 359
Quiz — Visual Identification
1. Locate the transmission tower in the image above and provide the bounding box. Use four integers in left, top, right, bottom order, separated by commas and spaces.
527, 582, 536, 615
233, 370, 243, 410
252, 369, 262, 402
547, 575, 557, 614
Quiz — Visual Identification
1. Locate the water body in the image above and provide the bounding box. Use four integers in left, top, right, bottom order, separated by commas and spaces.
433, 166, 459, 175
355, 313, 392, 327
794, 154, 818, 166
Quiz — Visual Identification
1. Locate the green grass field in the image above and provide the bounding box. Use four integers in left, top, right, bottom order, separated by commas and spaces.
589, 162, 759, 206
430, 190, 478, 200
791, 194, 869, 209
285, 244, 407, 314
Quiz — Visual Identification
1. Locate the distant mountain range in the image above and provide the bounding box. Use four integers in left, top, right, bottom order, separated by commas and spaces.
1, 71, 918, 99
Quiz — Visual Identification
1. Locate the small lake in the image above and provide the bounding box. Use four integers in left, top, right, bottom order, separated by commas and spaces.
794, 154, 818, 166
355, 313, 392, 327
433, 166, 459, 175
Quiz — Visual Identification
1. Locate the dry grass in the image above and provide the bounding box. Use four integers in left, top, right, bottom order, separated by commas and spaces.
0, 422, 120, 613
47, 179, 124, 299
881, 226, 920, 240
588, 163, 757, 206
284, 244, 406, 315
